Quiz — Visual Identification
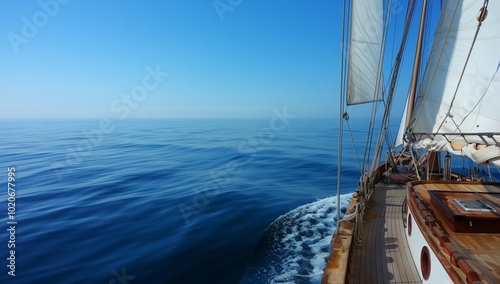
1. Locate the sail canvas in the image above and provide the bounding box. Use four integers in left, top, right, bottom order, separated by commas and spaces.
410, 0, 500, 165
347, 0, 385, 105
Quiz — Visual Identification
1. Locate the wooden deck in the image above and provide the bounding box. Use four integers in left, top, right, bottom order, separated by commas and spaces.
348, 183, 421, 283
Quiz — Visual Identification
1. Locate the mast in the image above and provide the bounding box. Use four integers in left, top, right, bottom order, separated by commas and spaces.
408, 0, 440, 180
406, 0, 428, 127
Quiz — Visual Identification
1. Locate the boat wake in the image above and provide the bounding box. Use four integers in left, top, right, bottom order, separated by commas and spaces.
240, 193, 353, 284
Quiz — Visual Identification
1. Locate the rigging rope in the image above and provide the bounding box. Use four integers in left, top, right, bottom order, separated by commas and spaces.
487, 165, 493, 181
410, 147, 422, 180
336, 0, 350, 226
361, 0, 394, 174
369, 0, 416, 176
411, 0, 460, 129
362, 103, 379, 172
340, 202, 364, 246
457, 63, 499, 129
336, 0, 420, 251
436, 0, 490, 134
344, 112, 363, 174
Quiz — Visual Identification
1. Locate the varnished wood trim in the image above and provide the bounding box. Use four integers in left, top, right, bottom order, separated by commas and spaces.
407, 183, 469, 283
408, 179, 500, 188
321, 194, 358, 284
431, 226, 448, 247
443, 242, 455, 260
455, 256, 481, 284
424, 215, 435, 228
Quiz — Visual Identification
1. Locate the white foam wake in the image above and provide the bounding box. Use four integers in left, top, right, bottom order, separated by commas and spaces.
241, 193, 353, 284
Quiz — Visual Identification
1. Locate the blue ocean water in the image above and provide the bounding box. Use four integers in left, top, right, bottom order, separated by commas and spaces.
0, 118, 371, 283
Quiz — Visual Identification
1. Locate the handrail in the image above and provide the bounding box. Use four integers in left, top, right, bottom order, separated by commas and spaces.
410, 132, 500, 145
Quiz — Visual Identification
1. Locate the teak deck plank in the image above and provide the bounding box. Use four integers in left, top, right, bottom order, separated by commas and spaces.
348, 183, 421, 283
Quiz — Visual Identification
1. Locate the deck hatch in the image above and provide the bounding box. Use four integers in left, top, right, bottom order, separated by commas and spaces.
428, 190, 500, 233
454, 199, 495, 212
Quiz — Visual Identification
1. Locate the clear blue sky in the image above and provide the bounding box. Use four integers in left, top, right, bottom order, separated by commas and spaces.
1, 1, 436, 119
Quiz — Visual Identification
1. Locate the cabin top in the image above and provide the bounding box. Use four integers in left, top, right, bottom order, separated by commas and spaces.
409, 181, 500, 283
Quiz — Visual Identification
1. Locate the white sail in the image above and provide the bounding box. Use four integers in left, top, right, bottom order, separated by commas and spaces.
395, 95, 409, 148
347, 0, 384, 105
409, 0, 500, 166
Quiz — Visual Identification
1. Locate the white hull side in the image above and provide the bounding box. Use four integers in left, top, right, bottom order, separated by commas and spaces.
406, 206, 453, 283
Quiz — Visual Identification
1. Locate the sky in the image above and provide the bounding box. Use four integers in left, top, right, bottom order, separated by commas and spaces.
0, 1, 437, 119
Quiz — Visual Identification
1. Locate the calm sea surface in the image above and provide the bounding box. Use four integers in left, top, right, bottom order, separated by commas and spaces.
0, 118, 385, 283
